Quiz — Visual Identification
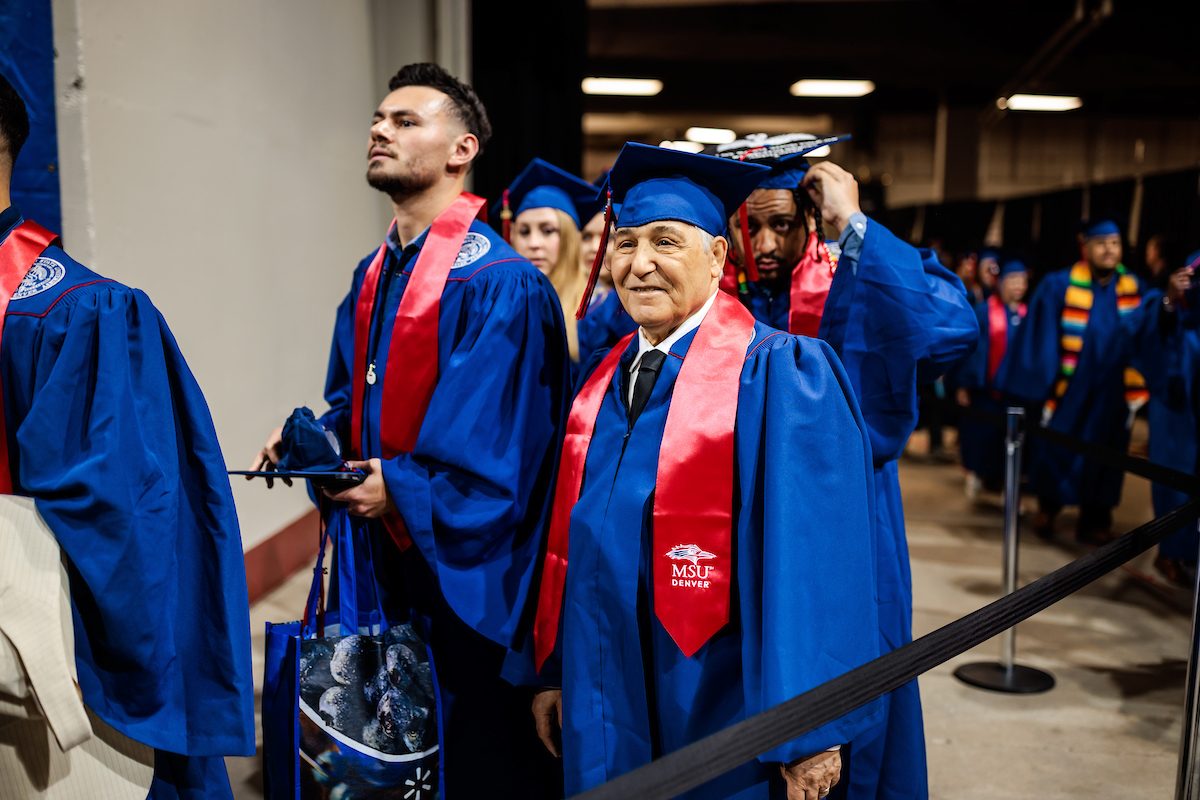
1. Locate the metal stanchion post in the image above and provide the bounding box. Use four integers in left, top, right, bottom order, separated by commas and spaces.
955, 407, 1055, 693
1175, 520, 1200, 799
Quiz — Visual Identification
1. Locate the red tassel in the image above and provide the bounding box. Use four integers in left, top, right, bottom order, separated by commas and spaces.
501, 188, 512, 242
737, 203, 760, 283
575, 188, 613, 320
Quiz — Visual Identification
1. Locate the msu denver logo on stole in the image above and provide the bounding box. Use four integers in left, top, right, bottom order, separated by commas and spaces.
665, 544, 717, 589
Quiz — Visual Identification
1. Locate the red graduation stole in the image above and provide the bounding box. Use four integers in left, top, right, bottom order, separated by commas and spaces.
788, 229, 837, 338
349, 193, 485, 550
985, 294, 1026, 384
0, 220, 59, 494
534, 291, 755, 670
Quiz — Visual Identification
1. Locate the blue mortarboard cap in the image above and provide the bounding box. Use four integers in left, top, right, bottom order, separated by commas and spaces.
998, 259, 1027, 278
979, 247, 1000, 263
1082, 219, 1121, 239
493, 158, 599, 229
604, 142, 771, 237
275, 407, 343, 471
1186, 249, 1200, 269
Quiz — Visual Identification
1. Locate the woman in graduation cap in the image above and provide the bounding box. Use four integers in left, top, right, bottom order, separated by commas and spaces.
529, 143, 884, 800
499, 158, 599, 362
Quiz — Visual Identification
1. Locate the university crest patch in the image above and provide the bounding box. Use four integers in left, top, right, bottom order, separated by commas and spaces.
12, 257, 67, 300
451, 232, 491, 269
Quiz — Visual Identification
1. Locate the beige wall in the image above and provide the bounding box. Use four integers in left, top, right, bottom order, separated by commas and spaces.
51, 0, 467, 550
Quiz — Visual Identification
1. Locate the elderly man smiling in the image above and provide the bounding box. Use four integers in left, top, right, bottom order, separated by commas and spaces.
529, 144, 884, 800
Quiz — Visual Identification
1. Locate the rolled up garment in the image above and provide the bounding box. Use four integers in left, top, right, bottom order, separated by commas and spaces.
0, 496, 153, 799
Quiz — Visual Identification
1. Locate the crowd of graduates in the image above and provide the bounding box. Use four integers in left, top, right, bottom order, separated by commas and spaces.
2, 60, 1198, 800
928, 233, 1199, 585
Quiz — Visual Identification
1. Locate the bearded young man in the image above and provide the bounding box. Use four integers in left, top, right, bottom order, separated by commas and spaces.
252, 63, 569, 798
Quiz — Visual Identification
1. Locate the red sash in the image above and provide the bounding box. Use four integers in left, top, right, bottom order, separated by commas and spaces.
986, 294, 1026, 384
534, 291, 755, 669
349, 193, 485, 550
0, 220, 59, 493
787, 229, 836, 337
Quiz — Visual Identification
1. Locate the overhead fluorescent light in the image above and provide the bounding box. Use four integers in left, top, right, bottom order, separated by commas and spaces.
790, 79, 875, 98
582, 77, 663, 96
659, 140, 705, 153
997, 94, 1082, 112
685, 126, 736, 145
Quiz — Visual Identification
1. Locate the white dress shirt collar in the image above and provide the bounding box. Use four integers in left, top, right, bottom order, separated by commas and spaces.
627, 290, 719, 405
631, 289, 719, 370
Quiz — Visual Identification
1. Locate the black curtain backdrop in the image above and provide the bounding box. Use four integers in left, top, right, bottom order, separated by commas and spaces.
470, 0, 587, 210
1033, 188, 1084, 274
1140, 169, 1200, 265
920, 200, 995, 254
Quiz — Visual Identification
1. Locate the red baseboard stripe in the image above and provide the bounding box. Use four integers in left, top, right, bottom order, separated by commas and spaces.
244, 508, 320, 603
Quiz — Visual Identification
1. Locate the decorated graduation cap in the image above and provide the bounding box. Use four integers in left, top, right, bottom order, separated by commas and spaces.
709, 132, 853, 189
705, 133, 850, 284
1081, 218, 1122, 239
494, 158, 600, 240
998, 259, 1028, 278
574, 142, 770, 319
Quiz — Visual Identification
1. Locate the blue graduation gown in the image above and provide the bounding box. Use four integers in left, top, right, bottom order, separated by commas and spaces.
319, 219, 570, 797
1124, 291, 1199, 560
998, 268, 1143, 509
741, 277, 789, 332
743, 221, 976, 799
0, 208, 255, 798
957, 300, 1024, 485
577, 287, 637, 368
559, 322, 884, 799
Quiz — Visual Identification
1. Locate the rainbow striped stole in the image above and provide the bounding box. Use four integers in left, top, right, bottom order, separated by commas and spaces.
1044, 262, 1148, 420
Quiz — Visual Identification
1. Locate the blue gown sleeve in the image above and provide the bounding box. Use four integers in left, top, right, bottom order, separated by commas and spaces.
818, 220, 979, 463
737, 335, 884, 763
996, 273, 1065, 406
14, 286, 255, 758
379, 269, 570, 647
1123, 289, 1187, 400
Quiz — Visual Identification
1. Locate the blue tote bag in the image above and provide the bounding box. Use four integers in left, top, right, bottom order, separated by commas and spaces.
263, 506, 440, 799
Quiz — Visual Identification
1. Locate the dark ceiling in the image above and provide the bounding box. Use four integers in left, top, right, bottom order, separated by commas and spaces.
586, 0, 1200, 118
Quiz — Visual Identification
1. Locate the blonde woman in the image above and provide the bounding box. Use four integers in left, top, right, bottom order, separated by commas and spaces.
498, 159, 598, 362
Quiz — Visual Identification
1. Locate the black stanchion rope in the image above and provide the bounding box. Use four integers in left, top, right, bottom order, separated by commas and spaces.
955, 404, 1200, 497
570, 499, 1200, 800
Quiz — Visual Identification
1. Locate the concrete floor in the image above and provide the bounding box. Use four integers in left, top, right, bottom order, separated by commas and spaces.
228, 425, 1196, 798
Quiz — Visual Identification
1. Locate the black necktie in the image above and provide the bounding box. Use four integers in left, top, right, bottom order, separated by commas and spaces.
629, 349, 667, 425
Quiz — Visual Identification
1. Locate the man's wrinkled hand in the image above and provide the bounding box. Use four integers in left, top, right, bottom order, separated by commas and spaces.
532, 688, 563, 758
248, 426, 290, 488
780, 748, 841, 800
801, 162, 861, 235
325, 459, 394, 518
